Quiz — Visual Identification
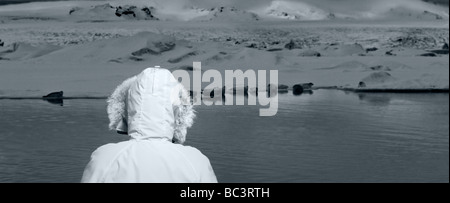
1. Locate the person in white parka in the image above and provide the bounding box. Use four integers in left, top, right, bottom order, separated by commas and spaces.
81, 67, 218, 183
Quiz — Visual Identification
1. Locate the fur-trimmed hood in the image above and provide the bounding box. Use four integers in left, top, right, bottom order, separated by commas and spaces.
107, 67, 195, 144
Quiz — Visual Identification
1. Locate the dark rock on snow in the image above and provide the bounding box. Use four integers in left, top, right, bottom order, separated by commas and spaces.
132, 48, 159, 56
358, 81, 367, 88
132, 42, 176, 56
69, 7, 81, 15
299, 50, 321, 57
285, 40, 296, 50
370, 65, 392, 71
385, 50, 395, 56
267, 48, 283, 52
366, 47, 378, 52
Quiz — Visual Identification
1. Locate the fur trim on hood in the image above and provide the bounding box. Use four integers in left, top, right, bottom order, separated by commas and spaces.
107, 76, 136, 132
172, 87, 195, 144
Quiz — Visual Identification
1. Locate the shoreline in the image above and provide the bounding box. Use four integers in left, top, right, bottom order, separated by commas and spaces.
0, 96, 108, 100
1, 88, 449, 101
337, 88, 450, 93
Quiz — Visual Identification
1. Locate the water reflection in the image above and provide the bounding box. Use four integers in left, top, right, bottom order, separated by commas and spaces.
44, 98, 64, 106
293, 90, 313, 96
357, 93, 392, 106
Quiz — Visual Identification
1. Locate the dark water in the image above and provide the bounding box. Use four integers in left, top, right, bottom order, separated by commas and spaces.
0, 90, 448, 183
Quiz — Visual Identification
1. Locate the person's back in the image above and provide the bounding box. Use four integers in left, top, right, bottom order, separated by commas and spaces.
82, 139, 217, 183
81, 67, 217, 183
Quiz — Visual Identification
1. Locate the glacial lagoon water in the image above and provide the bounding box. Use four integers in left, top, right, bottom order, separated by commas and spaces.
0, 90, 448, 183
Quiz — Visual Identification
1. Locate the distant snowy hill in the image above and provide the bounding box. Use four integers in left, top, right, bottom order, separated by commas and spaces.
258, 1, 330, 20
0, 0, 448, 22
252, 0, 449, 21
68, 4, 260, 22
190, 7, 260, 22
383, 7, 447, 20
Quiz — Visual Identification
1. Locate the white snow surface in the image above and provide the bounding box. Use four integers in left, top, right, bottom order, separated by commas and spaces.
0, 1, 448, 97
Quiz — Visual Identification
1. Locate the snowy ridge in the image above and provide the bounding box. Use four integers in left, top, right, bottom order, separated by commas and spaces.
252, 0, 449, 21
190, 7, 260, 22
0, 0, 448, 22
254, 1, 331, 20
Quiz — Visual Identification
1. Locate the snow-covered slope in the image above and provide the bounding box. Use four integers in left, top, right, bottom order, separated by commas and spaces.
0, 0, 448, 97
253, 1, 331, 21
381, 7, 448, 20
190, 7, 260, 22
0, 0, 447, 22
251, 0, 449, 21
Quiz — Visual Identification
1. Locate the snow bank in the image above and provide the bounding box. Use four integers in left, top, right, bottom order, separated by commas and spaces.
0, 42, 61, 60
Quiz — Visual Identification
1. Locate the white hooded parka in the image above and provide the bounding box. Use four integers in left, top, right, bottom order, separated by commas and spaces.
81, 68, 217, 183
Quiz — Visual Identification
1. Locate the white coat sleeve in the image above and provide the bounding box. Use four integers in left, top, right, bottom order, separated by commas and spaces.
80, 143, 125, 183
200, 157, 218, 183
